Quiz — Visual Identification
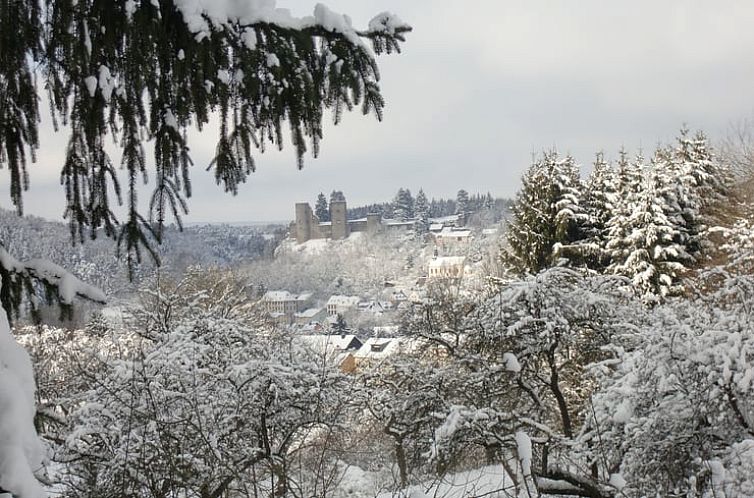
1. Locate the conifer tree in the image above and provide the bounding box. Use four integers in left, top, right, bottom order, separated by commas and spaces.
0, 0, 410, 318
578, 152, 614, 270
392, 188, 414, 221
606, 155, 692, 301
330, 190, 346, 204
414, 188, 430, 233
315, 193, 330, 222
455, 189, 469, 215
503, 151, 586, 274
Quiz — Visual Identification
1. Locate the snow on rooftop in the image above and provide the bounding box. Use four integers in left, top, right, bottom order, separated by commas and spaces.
262, 290, 297, 301
438, 227, 471, 237
327, 295, 360, 307
354, 337, 422, 360
295, 307, 322, 318
429, 256, 466, 269
297, 334, 360, 354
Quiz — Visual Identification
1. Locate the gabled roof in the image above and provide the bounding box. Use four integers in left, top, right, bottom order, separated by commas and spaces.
326, 295, 360, 307
429, 256, 466, 269
262, 290, 297, 302
297, 334, 362, 353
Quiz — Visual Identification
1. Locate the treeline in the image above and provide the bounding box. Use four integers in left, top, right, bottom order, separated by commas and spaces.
309, 188, 511, 222
504, 127, 728, 302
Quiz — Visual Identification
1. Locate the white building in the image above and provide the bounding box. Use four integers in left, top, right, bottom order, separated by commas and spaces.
428, 256, 466, 280
260, 291, 311, 321
326, 295, 361, 316
433, 226, 472, 249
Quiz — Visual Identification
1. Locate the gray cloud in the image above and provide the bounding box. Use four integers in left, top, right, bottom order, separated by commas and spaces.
2, 0, 754, 223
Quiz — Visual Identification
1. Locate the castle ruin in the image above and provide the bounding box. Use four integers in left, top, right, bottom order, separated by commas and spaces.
292, 195, 410, 243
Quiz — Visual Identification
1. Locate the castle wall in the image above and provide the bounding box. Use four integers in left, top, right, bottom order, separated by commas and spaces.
330, 200, 349, 240
295, 203, 312, 244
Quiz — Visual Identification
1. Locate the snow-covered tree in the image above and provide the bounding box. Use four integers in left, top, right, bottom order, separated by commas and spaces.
606, 152, 692, 302
589, 269, 754, 497
503, 151, 585, 274
577, 152, 615, 270
455, 189, 469, 216
330, 190, 346, 204
0, 0, 411, 301
315, 192, 330, 222
408, 268, 638, 498
0, 4, 410, 493
392, 188, 415, 221
57, 271, 350, 498
414, 189, 430, 234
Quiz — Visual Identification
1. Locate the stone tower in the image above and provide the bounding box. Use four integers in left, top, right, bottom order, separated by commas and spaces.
330, 200, 349, 240
295, 203, 312, 243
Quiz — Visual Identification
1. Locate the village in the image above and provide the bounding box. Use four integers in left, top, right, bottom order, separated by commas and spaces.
256, 195, 502, 373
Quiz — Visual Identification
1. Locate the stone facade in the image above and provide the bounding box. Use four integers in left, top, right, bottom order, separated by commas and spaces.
292, 195, 385, 243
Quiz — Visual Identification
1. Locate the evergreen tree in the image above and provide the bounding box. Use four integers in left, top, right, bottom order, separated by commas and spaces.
315, 193, 329, 222
578, 151, 614, 270
0, 1, 411, 317
667, 127, 730, 257
414, 189, 430, 233
330, 190, 346, 204
484, 192, 494, 210
333, 313, 348, 335
393, 188, 414, 221
606, 155, 692, 301
455, 189, 469, 215
503, 151, 586, 274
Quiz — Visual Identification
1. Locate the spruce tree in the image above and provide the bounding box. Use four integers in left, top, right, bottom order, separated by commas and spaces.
455, 189, 470, 215
315, 193, 330, 222
503, 151, 586, 274
0, 0, 410, 318
330, 190, 346, 204
393, 188, 414, 221
606, 154, 692, 301
414, 188, 430, 233
578, 151, 614, 270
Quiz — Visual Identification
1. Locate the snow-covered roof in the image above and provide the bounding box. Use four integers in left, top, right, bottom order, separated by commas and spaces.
297, 334, 361, 353
437, 227, 471, 237
429, 215, 461, 224
296, 292, 312, 302
295, 307, 323, 318
373, 325, 400, 335
353, 337, 422, 360
384, 220, 416, 227
429, 223, 444, 231
482, 228, 499, 235
262, 290, 298, 302
327, 295, 360, 307
429, 256, 466, 269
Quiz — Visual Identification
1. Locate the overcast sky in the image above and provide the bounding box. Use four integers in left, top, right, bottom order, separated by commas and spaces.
3, 0, 754, 223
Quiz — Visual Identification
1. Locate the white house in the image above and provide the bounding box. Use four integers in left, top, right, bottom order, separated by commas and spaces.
326, 295, 360, 316
433, 226, 472, 249
428, 256, 466, 280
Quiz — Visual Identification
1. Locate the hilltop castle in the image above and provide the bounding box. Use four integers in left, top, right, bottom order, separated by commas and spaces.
292, 196, 413, 243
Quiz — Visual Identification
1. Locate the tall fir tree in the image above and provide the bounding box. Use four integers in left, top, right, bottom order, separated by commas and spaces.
455, 189, 470, 215
414, 189, 430, 233
606, 154, 692, 301
315, 193, 330, 222
0, 0, 410, 319
392, 188, 414, 221
503, 151, 586, 274
578, 151, 615, 270
330, 190, 346, 204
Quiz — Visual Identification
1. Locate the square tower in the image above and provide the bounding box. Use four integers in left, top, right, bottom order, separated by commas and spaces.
330, 200, 349, 240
